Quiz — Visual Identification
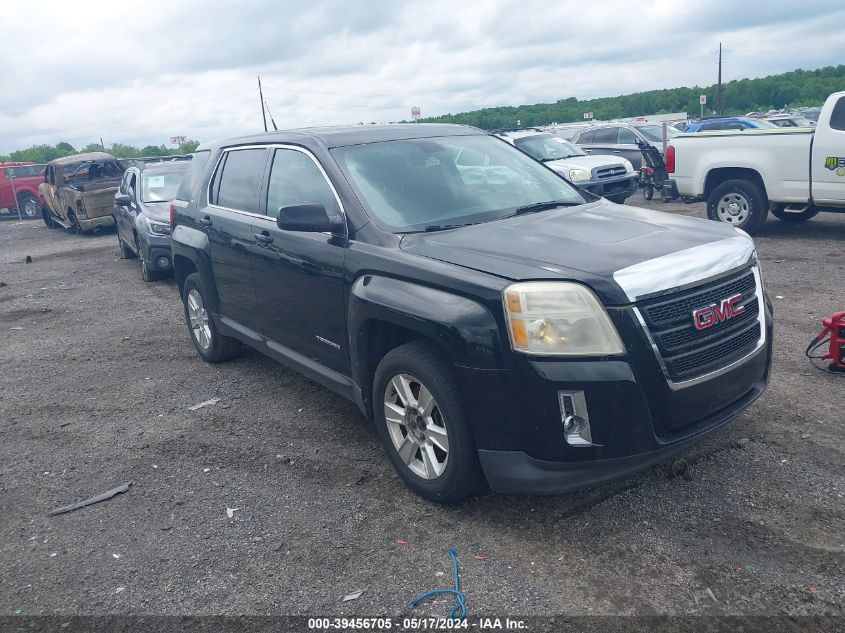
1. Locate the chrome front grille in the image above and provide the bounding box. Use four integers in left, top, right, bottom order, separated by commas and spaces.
637, 268, 763, 383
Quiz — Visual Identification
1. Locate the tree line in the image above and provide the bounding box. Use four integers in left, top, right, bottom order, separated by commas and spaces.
419, 65, 845, 129
0, 140, 201, 165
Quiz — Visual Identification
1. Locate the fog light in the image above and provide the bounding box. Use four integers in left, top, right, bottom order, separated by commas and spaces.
156, 255, 171, 269
558, 391, 599, 447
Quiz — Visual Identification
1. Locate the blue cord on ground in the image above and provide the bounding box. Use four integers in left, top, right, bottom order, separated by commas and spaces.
407, 548, 467, 620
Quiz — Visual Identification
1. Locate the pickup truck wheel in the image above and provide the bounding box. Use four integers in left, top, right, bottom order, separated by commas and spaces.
707, 180, 768, 232
770, 206, 819, 223
67, 211, 81, 234
17, 192, 39, 219
373, 341, 484, 503
42, 207, 54, 229
182, 272, 240, 363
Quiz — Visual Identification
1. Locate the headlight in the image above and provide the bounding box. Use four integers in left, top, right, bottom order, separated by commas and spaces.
622, 159, 634, 173
567, 168, 590, 182
148, 219, 172, 235
503, 281, 625, 356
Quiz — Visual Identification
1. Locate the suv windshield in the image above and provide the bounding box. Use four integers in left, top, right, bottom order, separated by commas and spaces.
141, 169, 186, 202
636, 125, 682, 142
333, 135, 586, 232
513, 135, 586, 161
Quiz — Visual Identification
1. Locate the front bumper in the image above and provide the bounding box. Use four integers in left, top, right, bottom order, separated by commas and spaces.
457, 298, 773, 495
139, 233, 174, 271
582, 174, 639, 199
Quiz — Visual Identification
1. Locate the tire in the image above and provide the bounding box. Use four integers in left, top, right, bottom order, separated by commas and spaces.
42, 207, 54, 229
17, 192, 39, 219
67, 211, 81, 234
606, 194, 627, 204
140, 258, 159, 282
643, 184, 654, 201
373, 341, 484, 503
770, 206, 819, 223
181, 272, 240, 363
706, 179, 768, 232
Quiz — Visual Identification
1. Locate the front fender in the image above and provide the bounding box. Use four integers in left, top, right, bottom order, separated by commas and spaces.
348, 274, 504, 372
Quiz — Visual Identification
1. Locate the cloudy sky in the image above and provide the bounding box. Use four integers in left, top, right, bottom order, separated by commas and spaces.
1, 0, 843, 153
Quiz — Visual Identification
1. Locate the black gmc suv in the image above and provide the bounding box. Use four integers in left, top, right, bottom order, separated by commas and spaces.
170, 125, 772, 503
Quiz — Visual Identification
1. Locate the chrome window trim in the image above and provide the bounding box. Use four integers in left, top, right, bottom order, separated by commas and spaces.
632, 265, 766, 390
205, 143, 347, 232
613, 235, 757, 302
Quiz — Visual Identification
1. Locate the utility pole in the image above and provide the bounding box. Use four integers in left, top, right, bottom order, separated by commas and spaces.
716, 42, 723, 115
258, 76, 268, 132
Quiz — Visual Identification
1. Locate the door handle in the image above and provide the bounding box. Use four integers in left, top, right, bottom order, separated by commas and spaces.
199, 216, 213, 227
612, 150, 622, 153
254, 231, 273, 245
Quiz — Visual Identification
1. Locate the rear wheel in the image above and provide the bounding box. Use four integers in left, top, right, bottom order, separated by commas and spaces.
182, 272, 240, 363
706, 179, 768, 232
770, 205, 818, 223
373, 341, 484, 503
17, 192, 39, 219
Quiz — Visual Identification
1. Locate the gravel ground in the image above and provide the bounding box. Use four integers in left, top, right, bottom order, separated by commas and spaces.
0, 201, 843, 626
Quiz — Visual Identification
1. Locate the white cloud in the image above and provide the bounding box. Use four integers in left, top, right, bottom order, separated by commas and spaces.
0, 0, 842, 153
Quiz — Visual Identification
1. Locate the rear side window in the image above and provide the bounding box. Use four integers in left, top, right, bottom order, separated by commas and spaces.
618, 128, 638, 145
212, 148, 266, 213
830, 96, 845, 131
175, 150, 211, 201
265, 149, 339, 218
592, 128, 618, 144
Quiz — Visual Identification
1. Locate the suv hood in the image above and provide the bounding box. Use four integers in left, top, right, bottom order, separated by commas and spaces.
399, 199, 754, 305
543, 154, 628, 173
140, 201, 170, 223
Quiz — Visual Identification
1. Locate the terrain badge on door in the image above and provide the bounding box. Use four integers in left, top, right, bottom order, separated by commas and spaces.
316, 335, 341, 350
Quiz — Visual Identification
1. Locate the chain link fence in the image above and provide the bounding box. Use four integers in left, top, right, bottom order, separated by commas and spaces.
0, 163, 46, 221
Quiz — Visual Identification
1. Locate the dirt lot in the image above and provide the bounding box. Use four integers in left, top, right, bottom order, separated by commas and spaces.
1, 201, 843, 627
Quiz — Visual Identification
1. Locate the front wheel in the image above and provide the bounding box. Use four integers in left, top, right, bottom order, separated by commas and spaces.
706, 179, 768, 232
140, 259, 159, 282
181, 273, 240, 363
606, 194, 628, 204
373, 341, 484, 503
642, 184, 654, 201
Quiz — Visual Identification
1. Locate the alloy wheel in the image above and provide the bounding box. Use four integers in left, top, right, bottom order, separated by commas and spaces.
383, 373, 449, 480
187, 289, 212, 350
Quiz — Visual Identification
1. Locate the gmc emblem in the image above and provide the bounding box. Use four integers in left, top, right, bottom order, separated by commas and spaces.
692, 294, 746, 330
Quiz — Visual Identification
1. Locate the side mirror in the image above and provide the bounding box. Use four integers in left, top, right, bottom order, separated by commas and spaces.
277, 203, 344, 234
114, 193, 131, 206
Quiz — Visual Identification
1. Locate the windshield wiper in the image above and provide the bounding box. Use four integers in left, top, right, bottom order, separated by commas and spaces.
513, 200, 580, 215
424, 222, 478, 232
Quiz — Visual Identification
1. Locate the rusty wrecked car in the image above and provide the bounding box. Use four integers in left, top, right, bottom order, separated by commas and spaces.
39, 152, 125, 233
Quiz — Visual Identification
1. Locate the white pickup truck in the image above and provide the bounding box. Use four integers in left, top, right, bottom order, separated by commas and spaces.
667, 91, 845, 232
